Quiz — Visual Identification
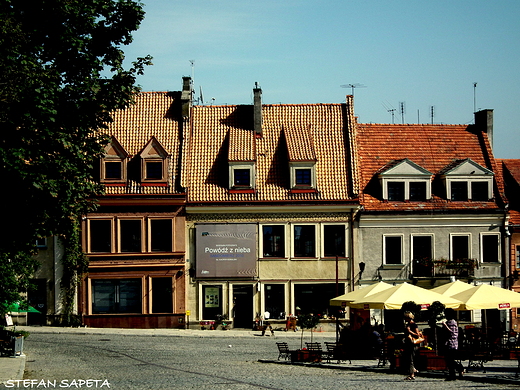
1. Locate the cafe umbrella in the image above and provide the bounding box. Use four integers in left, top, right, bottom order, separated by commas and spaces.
329, 281, 393, 307
431, 280, 474, 297
349, 282, 463, 310
450, 284, 520, 310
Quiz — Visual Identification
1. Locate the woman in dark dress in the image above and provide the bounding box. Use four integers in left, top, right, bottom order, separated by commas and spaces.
403, 311, 421, 380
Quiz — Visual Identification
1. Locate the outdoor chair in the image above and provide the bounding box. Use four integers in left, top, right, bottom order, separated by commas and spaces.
305, 342, 323, 362
324, 341, 350, 364
276, 342, 293, 361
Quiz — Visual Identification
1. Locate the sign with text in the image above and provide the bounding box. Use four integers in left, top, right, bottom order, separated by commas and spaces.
195, 224, 257, 278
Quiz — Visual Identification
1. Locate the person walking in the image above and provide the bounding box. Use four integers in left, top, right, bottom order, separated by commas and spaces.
442, 308, 464, 380
403, 311, 421, 380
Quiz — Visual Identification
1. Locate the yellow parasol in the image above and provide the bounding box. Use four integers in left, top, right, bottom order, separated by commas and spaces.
450, 284, 520, 310
329, 282, 393, 307
349, 282, 463, 310
431, 280, 474, 297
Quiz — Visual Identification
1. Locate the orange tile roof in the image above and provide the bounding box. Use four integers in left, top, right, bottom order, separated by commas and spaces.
184, 100, 357, 203
500, 159, 520, 225
356, 123, 504, 211
102, 92, 182, 195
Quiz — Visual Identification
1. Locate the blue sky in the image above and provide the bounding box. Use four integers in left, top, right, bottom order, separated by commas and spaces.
124, 0, 519, 159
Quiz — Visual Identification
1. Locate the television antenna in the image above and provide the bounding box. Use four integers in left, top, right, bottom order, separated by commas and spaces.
399, 102, 406, 124
340, 83, 366, 96
382, 101, 396, 124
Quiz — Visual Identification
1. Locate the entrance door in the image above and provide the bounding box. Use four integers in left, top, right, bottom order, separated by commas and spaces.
232, 285, 253, 328
28, 279, 46, 325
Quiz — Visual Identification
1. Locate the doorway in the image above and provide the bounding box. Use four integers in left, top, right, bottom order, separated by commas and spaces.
232, 284, 254, 328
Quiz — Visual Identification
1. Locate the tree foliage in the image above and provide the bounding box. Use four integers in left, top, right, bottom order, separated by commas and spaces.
0, 0, 152, 314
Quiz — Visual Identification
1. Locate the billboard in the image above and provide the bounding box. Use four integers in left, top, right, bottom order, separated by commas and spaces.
195, 224, 257, 278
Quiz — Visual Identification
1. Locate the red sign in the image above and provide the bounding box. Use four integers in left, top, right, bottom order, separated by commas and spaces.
499, 303, 511, 309
421, 304, 430, 310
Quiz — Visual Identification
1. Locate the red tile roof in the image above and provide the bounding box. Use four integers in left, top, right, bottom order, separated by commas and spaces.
500, 159, 520, 225
184, 100, 357, 203
103, 92, 182, 195
356, 123, 504, 211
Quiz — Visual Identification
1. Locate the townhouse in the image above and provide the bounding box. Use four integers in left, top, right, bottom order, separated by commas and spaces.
79, 90, 187, 328
182, 83, 359, 327
355, 111, 507, 328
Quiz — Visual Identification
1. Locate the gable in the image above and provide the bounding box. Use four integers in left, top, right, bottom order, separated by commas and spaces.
140, 137, 169, 159
379, 159, 432, 177
442, 158, 493, 177
104, 137, 128, 159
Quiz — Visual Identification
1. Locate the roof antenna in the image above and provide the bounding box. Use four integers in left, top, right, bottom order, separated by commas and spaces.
340, 83, 366, 97
399, 102, 406, 124
382, 101, 396, 124
430, 106, 435, 125
473, 82, 477, 115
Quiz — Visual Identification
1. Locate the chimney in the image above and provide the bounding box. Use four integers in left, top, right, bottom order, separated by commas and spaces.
181, 76, 192, 119
475, 109, 493, 149
253, 82, 262, 137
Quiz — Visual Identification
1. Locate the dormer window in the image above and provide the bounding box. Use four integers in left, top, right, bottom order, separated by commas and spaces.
290, 163, 316, 189
284, 125, 317, 191
140, 137, 169, 183
228, 128, 256, 191
101, 137, 128, 183
229, 163, 255, 189
442, 159, 493, 201
379, 159, 432, 201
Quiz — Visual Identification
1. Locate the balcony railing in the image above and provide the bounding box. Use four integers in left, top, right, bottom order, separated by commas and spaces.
412, 258, 477, 278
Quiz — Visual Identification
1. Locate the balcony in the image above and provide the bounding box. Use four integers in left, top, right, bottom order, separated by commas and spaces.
412, 258, 477, 278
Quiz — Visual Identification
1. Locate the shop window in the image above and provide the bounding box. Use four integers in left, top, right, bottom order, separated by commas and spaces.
293, 225, 316, 257
89, 219, 112, 253
294, 283, 343, 315
323, 225, 346, 257
119, 219, 142, 253
265, 284, 285, 319
150, 219, 173, 252
516, 246, 520, 269
262, 225, 285, 257
92, 279, 141, 314
481, 234, 499, 263
384, 235, 402, 265
152, 278, 173, 313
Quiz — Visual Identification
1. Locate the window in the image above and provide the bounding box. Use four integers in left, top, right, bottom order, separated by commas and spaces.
409, 182, 427, 201
89, 219, 112, 253
234, 169, 251, 187
101, 137, 128, 183
442, 159, 494, 201
92, 279, 142, 314
451, 182, 468, 201
295, 169, 312, 186
481, 234, 499, 263
264, 284, 285, 319
388, 182, 405, 201
145, 161, 164, 180
140, 137, 169, 183
471, 182, 489, 201
119, 219, 142, 253
517, 246, 520, 269
88, 217, 174, 254
384, 235, 402, 265
379, 159, 432, 201
152, 278, 173, 313
262, 225, 285, 257
293, 225, 316, 257
35, 238, 47, 248
150, 219, 173, 252
451, 235, 470, 260
412, 235, 432, 261
323, 225, 346, 257
104, 161, 122, 180
289, 163, 316, 189
229, 164, 255, 189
